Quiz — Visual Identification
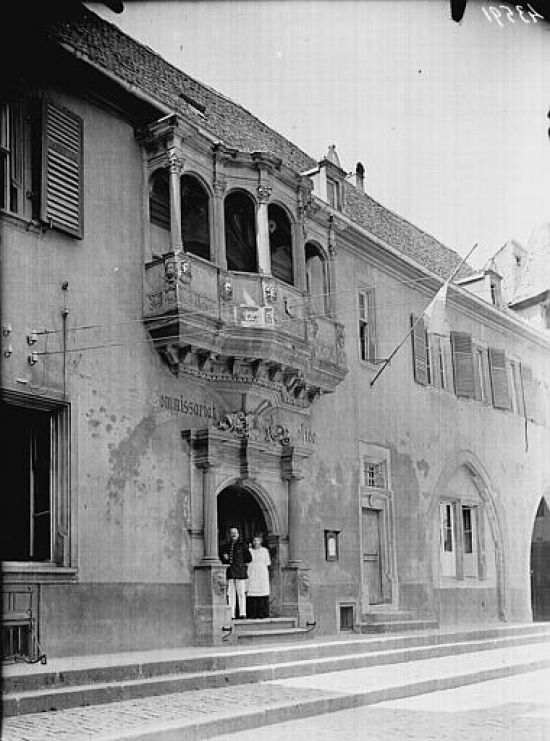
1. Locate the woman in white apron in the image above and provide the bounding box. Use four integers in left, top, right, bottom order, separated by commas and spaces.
246, 534, 271, 618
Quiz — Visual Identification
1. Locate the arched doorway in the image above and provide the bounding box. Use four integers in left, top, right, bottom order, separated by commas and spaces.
531, 497, 550, 621
217, 483, 281, 617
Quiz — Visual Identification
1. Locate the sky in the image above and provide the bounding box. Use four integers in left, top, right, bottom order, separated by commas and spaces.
90, 0, 550, 267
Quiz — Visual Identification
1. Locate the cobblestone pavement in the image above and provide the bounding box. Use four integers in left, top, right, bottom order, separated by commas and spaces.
213, 668, 550, 740
1, 683, 335, 740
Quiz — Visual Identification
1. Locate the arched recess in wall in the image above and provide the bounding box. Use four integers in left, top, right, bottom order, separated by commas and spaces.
149, 168, 170, 230
530, 496, 550, 621
268, 203, 293, 284
181, 173, 211, 261
428, 452, 507, 621
224, 190, 257, 273
305, 241, 329, 316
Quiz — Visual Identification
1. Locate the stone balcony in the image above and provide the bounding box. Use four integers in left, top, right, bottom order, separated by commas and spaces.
143, 251, 347, 406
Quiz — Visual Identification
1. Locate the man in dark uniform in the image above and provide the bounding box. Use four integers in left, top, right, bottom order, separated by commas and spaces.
220, 526, 251, 619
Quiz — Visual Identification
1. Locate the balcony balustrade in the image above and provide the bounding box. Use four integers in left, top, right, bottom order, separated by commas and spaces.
143, 251, 347, 403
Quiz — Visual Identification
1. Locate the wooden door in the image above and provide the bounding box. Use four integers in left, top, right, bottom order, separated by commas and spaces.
362, 508, 383, 605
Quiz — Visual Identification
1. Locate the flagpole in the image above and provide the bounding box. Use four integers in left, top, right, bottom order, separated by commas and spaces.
370, 243, 478, 388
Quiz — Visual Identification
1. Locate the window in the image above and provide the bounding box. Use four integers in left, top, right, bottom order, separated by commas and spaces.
326, 178, 340, 209
181, 174, 210, 260
324, 530, 340, 561
268, 203, 293, 284
1, 398, 69, 564
473, 346, 488, 402
432, 335, 448, 390
339, 604, 354, 631
488, 348, 511, 410
149, 169, 170, 230
363, 460, 386, 489
439, 501, 456, 577
305, 242, 329, 316
0, 99, 24, 214
224, 190, 257, 273
1, 96, 83, 237
359, 289, 376, 363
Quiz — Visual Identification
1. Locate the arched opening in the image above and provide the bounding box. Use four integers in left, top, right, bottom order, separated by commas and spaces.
181, 174, 210, 260
305, 241, 329, 316
268, 203, 293, 284
531, 497, 550, 621
432, 462, 503, 624
217, 484, 268, 549
224, 190, 257, 273
149, 169, 170, 230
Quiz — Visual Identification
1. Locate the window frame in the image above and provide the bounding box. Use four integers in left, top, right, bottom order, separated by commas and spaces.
2, 391, 73, 577
358, 287, 377, 365
324, 529, 340, 562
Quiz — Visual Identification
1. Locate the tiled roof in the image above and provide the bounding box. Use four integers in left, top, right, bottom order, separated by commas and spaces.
511, 223, 550, 305
47, 5, 472, 281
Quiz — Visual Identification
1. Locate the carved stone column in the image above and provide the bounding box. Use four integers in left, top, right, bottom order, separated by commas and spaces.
326, 215, 337, 318
167, 149, 184, 251
200, 463, 219, 564
281, 445, 314, 627
182, 429, 232, 645
285, 473, 302, 567
256, 184, 272, 275
212, 179, 227, 270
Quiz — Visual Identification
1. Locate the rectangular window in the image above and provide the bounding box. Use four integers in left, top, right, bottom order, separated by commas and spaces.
363, 460, 386, 488
0, 99, 24, 215
440, 501, 456, 577
327, 178, 340, 209
359, 289, 376, 363
2, 399, 69, 564
324, 530, 340, 561
473, 346, 487, 402
488, 348, 511, 410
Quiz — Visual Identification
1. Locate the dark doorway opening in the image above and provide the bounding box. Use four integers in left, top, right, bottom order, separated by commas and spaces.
531, 497, 550, 621
217, 485, 268, 552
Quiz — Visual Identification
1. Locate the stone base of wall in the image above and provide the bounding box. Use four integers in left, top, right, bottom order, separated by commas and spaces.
437, 585, 499, 624
38, 582, 194, 657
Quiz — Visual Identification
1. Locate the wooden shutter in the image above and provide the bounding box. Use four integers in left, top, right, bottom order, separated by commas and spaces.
451, 332, 475, 398
41, 100, 83, 238
488, 348, 511, 410
411, 314, 428, 385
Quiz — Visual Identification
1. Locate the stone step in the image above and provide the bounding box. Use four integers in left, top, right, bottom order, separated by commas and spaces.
4, 624, 550, 717
235, 627, 313, 645
232, 617, 297, 633
362, 610, 417, 622
4, 641, 550, 740
363, 619, 439, 634
5, 622, 550, 696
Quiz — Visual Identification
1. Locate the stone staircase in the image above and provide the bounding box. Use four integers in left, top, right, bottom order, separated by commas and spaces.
361, 610, 438, 634
232, 617, 314, 644
4, 622, 550, 719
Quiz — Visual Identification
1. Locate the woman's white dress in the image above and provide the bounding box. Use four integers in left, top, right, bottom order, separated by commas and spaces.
246, 547, 271, 596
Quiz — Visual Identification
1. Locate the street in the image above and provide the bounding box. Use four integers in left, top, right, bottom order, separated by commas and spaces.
213, 668, 550, 741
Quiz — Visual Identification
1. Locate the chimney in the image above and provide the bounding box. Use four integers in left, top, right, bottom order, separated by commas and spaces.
355, 162, 365, 193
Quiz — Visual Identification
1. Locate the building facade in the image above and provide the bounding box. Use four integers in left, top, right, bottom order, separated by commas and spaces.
2, 4, 550, 659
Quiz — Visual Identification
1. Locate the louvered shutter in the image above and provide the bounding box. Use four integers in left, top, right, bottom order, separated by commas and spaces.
451, 332, 475, 398
41, 100, 83, 238
488, 348, 511, 410
411, 314, 428, 385
520, 364, 535, 421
